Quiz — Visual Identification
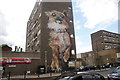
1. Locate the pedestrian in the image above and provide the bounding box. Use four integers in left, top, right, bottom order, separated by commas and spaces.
2, 66, 5, 78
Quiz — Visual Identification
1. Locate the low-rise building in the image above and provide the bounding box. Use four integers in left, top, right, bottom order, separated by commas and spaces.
2, 51, 42, 75
80, 48, 120, 66
80, 51, 95, 66
96, 48, 117, 65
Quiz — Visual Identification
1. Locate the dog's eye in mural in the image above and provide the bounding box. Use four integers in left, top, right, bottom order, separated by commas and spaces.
60, 14, 64, 18
51, 12, 56, 17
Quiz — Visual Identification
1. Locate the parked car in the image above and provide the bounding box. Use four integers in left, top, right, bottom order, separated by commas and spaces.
79, 66, 85, 71
79, 65, 96, 71
55, 71, 105, 80
108, 66, 120, 80
105, 63, 114, 68
87, 65, 96, 70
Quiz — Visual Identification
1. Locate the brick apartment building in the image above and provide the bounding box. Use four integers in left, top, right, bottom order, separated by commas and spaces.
80, 30, 120, 66
26, 0, 76, 71
91, 30, 120, 52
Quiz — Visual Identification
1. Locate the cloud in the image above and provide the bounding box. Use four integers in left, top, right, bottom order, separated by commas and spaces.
0, 11, 11, 45
0, 12, 7, 37
78, 45, 92, 53
75, 36, 92, 53
0, 0, 36, 51
75, 36, 82, 53
76, 0, 118, 29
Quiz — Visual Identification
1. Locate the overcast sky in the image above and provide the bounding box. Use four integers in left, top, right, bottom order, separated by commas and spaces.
0, 0, 36, 51
0, 0, 119, 53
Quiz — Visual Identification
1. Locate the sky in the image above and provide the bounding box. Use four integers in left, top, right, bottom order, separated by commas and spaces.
0, 0, 119, 53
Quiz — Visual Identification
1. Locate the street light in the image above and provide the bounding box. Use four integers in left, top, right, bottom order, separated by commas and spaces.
45, 51, 47, 73
71, 50, 77, 71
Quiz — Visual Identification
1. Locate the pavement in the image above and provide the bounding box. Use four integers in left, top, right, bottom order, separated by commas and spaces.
1, 72, 61, 80
15, 73, 60, 78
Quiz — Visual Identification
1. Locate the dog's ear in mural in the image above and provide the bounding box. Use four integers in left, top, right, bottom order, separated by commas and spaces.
45, 10, 71, 71
63, 10, 71, 17
63, 10, 71, 27
45, 11, 50, 17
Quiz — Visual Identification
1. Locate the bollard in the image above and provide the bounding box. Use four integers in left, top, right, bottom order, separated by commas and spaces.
49, 69, 52, 77
8, 72, 11, 80
49, 72, 52, 77
38, 73, 40, 77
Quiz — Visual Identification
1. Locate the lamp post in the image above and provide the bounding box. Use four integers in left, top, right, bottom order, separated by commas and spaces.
45, 51, 47, 73
71, 50, 77, 71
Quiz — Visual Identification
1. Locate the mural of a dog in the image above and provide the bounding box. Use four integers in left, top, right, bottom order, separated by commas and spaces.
45, 10, 71, 71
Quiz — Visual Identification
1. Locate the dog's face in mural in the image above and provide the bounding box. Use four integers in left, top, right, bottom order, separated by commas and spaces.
46, 10, 64, 24
45, 10, 69, 30
45, 10, 71, 71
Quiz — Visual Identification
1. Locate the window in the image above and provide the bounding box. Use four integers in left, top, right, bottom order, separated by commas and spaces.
105, 45, 108, 48
103, 36, 106, 37
112, 40, 115, 42
68, 6, 71, 9
31, 24, 35, 31
39, 13, 41, 18
27, 22, 30, 27
31, 32, 34, 36
70, 34, 74, 38
105, 45, 112, 50
37, 30, 41, 35
35, 40, 39, 46
71, 50, 75, 55
34, 8, 38, 14
38, 23, 41, 28
34, 33, 37, 38
27, 44, 30, 48
103, 31, 107, 34
70, 20, 72, 23
37, 49, 40, 52
104, 38, 107, 41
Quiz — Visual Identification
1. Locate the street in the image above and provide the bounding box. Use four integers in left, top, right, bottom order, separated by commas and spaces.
1, 67, 116, 80
98, 67, 115, 78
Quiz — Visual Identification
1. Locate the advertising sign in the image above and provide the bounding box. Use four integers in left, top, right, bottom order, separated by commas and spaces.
1, 58, 31, 65
8, 65, 16, 68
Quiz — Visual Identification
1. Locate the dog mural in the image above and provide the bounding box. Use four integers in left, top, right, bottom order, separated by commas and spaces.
45, 10, 71, 71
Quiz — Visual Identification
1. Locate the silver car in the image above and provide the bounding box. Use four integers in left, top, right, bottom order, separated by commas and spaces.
108, 66, 120, 80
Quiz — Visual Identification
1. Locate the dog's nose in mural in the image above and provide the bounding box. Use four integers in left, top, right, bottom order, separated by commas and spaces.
55, 17, 63, 24
45, 10, 71, 71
